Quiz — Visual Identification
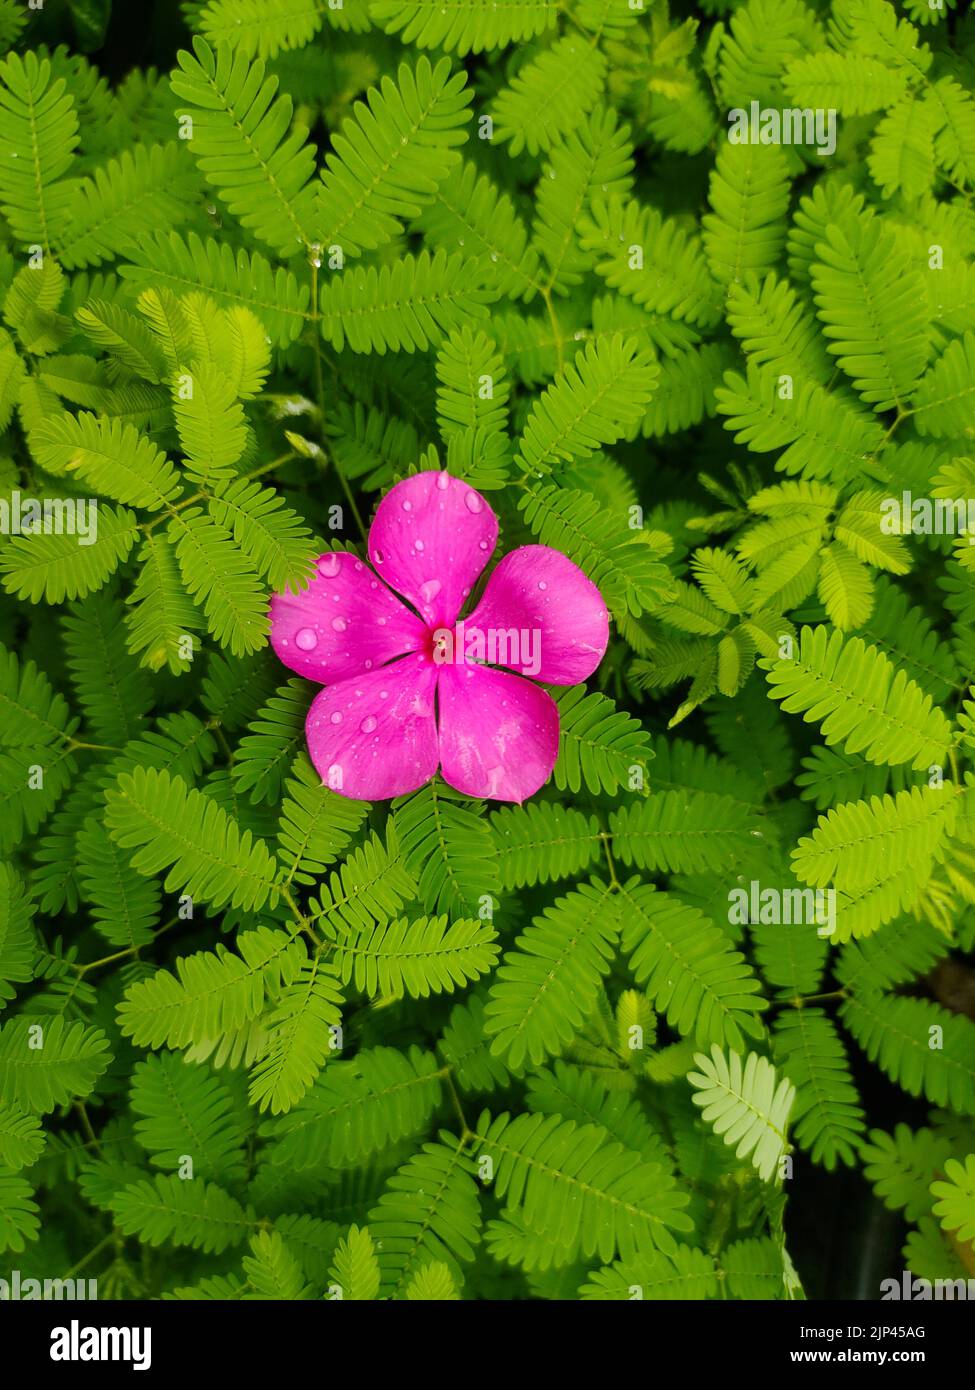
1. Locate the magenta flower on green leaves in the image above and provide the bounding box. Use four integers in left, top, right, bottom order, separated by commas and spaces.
269, 471, 608, 802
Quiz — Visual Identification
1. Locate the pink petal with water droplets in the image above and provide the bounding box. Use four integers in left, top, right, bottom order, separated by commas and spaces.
304, 653, 440, 800
368, 471, 498, 629
464, 545, 609, 684
269, 551, 427, 684
437, 662, 559, 804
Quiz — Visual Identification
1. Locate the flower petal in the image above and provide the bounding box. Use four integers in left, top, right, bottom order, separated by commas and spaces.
464, 545, 609, 684
270, 551, 426, 684
437, 662, 559, 803
305, 653, 440, 800
368, 471, 498, 628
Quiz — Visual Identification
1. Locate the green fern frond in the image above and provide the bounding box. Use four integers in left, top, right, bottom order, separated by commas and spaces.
58, 142, 196, 269
618, 881, 766, 1050
860, 1124, 953, 1222
0, 1016, 110, 1113
130, 1051, 247, 1181
702, 141, 790, 289
372, 0, 558, 55
367, 1137, 481, 1297
277, 755, 369, 886
117, 926, 304, 1050
120, 231, 311, 347
124, 533, 203, 674
762, 625, 952, 770
0, 51, 79, 247
474, 1108, 692, 1260
610, 790, 764, 875
310, 828, 417, 934
248, 955, 344, 1114
170, 509, 268, 656
110, 1173, 254, 1254
771, 1009, 865, 1168
0, 864, 36, 1006
327, 1224, 380, 1300
930, 1155, 975, 1245
31, 411, 181, 510
319, 248, 495, 353
76, 819, 160, 952
811, 217, 931, 411
494, 36, 605, 156
0, 503, 139, 605
688, 1045, 795, 1182
265, 1046, 443, 1169
326, 915, 497, 1000
484, 879, 621, 1069
490, 800, 602, 888
316, 56, 471, 258
104, 766, 281, 913
393, 778, 500, 918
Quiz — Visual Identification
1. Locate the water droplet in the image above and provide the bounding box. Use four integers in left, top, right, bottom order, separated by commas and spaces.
436, 471, 450, 491
360, 715, 378, 734
330, 711, 342, 725
354, 560, 363, 571
478, 540, 489, 551
538, 580, 548, 591
377, 616, 387, 626
295, 627, 318, 651
374, 548, 384, 564
402, 499, 412, 512
464, 492, 483, 514
318, 554, 340, 577
331, 616, 347, 632
364, 658, 373, 670
370, 580, 378, 589
414, 539, 425, 552
420, 579, 441, 604
380, 690, 389, 700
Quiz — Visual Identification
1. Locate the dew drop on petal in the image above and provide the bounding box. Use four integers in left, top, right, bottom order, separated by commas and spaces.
377, 616, 386, 626
436, 471, 450, 491
464, 492, 483, 514
478, 540, 489, 551
329, 711, 342, 725
318, 554, 340, 578
331, 616, 347, 632
295, 627, 318, 651
538, 580, 548, 591
374, 549, 385, 564
380, 690, 389, 700
360, 715, 378, 734
414, 539, 425, 552
364, 658, 373, 670
420, 579, 442, 604
402, 499, 412, 512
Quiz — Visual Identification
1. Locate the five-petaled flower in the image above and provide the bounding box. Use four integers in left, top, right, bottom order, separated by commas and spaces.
269, 471, 608, 802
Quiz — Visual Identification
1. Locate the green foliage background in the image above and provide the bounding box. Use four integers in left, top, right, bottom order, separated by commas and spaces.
0, 0, 974, 1300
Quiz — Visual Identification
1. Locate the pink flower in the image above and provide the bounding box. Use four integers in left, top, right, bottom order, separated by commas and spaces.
269, 471, 608, 802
